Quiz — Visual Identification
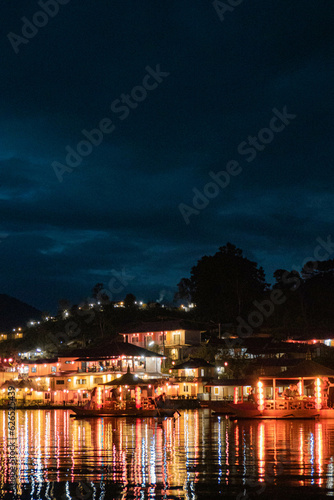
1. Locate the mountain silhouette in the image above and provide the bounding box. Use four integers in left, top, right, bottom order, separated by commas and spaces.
0, 294, 41, 332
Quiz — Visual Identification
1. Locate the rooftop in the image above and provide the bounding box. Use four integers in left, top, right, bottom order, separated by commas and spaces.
58, 341, 164, 359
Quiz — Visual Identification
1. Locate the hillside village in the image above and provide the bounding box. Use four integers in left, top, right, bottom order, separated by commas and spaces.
1, 294, 334, 407
1, 244, 334, 406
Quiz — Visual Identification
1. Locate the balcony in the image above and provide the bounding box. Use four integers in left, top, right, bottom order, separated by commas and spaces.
76, 365, 145, 374
170, 376, 213, 384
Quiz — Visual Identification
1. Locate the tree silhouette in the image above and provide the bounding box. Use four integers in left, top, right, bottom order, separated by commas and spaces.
177, 243, 267, 323
124, 293, 136, 308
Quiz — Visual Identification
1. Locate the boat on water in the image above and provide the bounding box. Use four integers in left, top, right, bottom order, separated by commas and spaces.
225, 400, 320, 420
70, 405, 178, 418
69, 366, 179, 418
212, 361, 334, 420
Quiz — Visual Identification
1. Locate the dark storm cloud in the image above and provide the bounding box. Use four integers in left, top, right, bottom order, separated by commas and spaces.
1, 0, 334, 310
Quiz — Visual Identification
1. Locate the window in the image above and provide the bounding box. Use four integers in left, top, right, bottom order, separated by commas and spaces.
145, 335, 153, 347
94, 377, 103, 384
51, 366, 57, 373
201, 369, 204, 377
171, 349, 178, 359
76, 379, 86, 385
214, 387, 219, 395
184, 385, 188, 392
173, 333, 181, 345
56, 380, 65, 385
31, 367, 36, 373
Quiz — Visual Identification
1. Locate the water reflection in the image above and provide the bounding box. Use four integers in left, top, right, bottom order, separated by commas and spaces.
1, 410, 334, 498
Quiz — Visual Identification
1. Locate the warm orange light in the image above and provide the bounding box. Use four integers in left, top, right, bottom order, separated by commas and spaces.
233, 387, 238, 404
315, 378, 322, 410
257, 381, 264, 411
96, 386, 102, 406
135, 386, 141, 409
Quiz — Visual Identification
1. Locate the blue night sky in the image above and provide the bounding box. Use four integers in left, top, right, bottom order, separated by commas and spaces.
1, 0, 334, 311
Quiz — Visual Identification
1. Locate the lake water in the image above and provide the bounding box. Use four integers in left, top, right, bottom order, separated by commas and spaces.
1, 409, 334, 499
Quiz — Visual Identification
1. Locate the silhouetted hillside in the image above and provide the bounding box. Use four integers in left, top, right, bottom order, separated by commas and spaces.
0, 294, 41, 331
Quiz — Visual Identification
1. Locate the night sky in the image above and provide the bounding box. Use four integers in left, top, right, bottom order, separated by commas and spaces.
1, 1, 334, 312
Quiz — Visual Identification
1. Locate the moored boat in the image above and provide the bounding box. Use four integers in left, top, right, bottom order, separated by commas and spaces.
223, 360, 334, 420
226, 400, 319, 420
70, 404, 179, 419
69, 366, 180, 418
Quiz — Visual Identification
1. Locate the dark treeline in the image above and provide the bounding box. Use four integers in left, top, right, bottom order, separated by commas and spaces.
176, 243, 334, 335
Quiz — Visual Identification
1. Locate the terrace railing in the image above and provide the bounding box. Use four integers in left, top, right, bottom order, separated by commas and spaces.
263, 398, 321, 410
